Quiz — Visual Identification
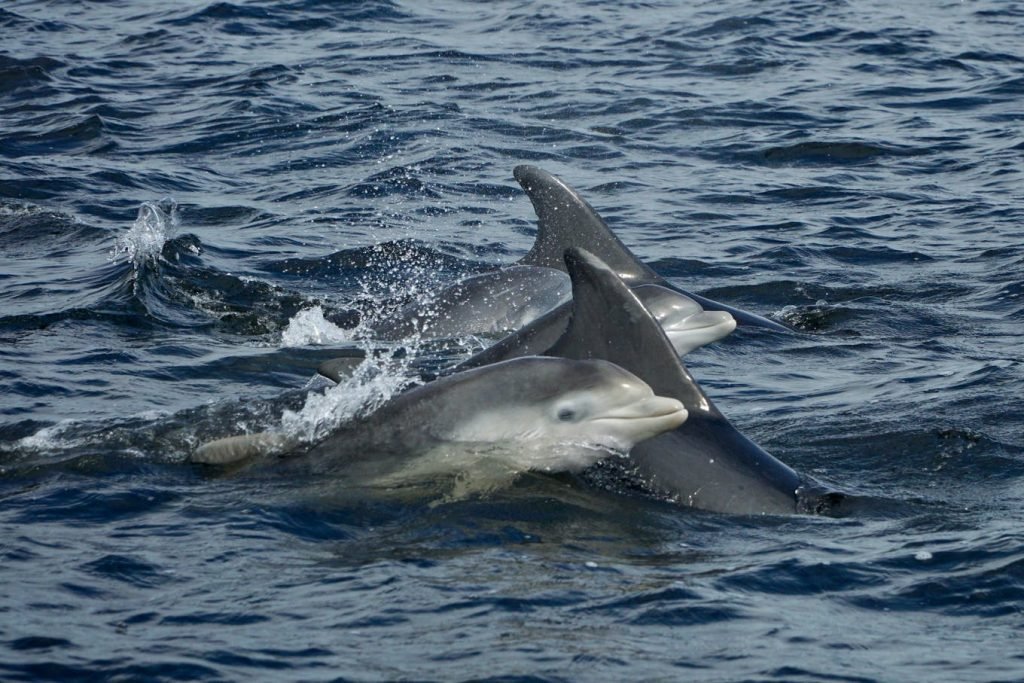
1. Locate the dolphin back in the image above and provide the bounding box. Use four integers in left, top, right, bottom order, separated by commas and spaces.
514, 165, 791, 332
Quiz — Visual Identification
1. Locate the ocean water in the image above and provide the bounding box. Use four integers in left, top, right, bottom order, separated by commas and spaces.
2, 0, 1023, 680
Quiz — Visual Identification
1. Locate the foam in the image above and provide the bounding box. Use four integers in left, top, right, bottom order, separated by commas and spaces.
280, 306, 353, 347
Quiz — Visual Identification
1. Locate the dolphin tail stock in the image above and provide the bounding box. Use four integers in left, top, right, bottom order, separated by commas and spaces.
512, 164, 792, 333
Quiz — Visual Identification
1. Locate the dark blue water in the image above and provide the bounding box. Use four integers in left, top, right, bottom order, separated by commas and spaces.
2, 1, 1023, 680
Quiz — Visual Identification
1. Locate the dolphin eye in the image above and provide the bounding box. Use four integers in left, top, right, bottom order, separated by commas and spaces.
557, 407, 577, 422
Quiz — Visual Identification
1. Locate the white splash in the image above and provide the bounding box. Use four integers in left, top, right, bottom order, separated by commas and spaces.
17, 422, 76, 451
280, 306, 353, 347
111, 200, 176, 270
279, 349, 418, 443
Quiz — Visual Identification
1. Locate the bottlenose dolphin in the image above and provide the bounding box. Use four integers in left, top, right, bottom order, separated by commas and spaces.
457, 248, 839, 515
365, 260, 734, 354
512, 165, 791, 333
192, 356, 687, 495
350, 165, 779, 346
315, 282, 736, 385
445, 282, 736, 374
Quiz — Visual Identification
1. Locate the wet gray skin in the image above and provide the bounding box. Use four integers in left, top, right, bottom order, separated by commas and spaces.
353, 165, 785, 346
512, 164, 792, 333
369, 266, 572, 340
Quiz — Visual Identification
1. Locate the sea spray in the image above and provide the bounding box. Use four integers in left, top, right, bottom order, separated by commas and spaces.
110, 200, 177, 291
278, 343, 423, 444
277, 300, 430, 446
271, 239, 471, 447
280, 306, 353, 347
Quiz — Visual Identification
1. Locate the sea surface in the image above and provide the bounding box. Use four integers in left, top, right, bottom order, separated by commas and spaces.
2, 1, 1023, 680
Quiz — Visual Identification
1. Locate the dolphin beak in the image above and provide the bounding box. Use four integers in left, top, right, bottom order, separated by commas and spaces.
664, 311, 738, 357
687, 311, 735, 329
601, 397, 688, 423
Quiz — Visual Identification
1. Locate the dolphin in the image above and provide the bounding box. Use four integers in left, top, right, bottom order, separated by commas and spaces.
192, 356, 687, 496
449, 281, 737, 373
511, 165, 791, 333
456, 248, 840, 515
350, 165, 781, 346
316, 283, 736, 384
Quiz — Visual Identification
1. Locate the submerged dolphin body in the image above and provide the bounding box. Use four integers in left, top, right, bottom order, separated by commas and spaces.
512, 165, 791, 333
369, 266, 572, 340
193, 356, 687, 495
457, 248, 838, 515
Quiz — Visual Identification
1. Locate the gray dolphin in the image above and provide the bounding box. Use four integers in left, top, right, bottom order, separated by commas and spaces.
192, 356, 687, 496
456, 248, 839, 515
512, 165, 791, 332
356, 165, 779, 344
318, 282, 736, 384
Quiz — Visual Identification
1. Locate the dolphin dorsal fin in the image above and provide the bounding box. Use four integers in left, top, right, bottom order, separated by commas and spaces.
547, 248, 710, 413
515, 166, 792, 333
514, 166, 663, 285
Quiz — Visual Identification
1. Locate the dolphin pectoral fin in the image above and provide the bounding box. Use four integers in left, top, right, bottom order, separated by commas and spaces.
365, 445, 521, 504
316, 350, 367, 384
191, 431, 299, 465
443, 466, 520, 504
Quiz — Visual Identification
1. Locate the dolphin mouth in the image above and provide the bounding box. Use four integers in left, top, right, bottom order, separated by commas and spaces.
665, 310, 735, 331
597, 396, 688, 422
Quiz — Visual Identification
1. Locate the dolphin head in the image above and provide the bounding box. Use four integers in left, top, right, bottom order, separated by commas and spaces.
424, 356, 687, 468
632, 284, 737, 356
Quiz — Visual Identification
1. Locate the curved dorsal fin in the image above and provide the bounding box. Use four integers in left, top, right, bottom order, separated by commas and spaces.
515, 165, 662, 285
548, 248, 709, 412
553, 248, 808, 514
514, 165, 791, 332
